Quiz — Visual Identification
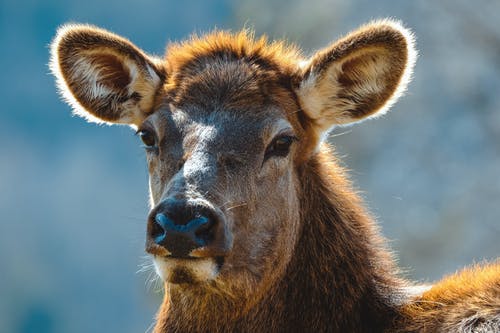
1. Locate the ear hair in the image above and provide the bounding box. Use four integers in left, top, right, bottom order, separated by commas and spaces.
297, 19, 417, 134
50, 24, 165, 126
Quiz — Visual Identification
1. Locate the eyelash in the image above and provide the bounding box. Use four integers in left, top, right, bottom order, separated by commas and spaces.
136, 128, 158, 152
264, 134, 297, 162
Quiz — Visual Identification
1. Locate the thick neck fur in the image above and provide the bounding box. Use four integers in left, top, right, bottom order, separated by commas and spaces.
154, 147, 405, 332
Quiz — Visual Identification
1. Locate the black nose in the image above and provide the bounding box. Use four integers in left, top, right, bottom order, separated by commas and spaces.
148, 199, 217, 257
154, 213, 211, 247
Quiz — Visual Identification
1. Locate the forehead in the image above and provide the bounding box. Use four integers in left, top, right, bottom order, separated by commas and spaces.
158, 30, 301, 118
164, 54, 294, 116
152, 106, 291, 148
147, 31, 304, 147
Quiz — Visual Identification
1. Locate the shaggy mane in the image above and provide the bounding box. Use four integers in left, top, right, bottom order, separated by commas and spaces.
165, 29, 302, 75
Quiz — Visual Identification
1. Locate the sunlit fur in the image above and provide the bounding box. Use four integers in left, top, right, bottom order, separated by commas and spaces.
51, 19, 499, 332
298, 19, 417, 137
395, 263, 500, 332
50, 24, 164, 126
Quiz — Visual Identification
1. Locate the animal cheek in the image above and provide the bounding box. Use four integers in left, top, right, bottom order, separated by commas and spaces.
258, 159, 293, 186
146, 155, 157, 173
148, 174, 164, 204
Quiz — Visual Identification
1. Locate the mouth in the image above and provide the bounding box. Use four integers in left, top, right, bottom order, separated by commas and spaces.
152, 255, 224, 285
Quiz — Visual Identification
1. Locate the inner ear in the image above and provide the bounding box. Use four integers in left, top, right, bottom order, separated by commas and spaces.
50, 24, 165, 126
336, 46, 400, 119
94, 53, 132, 90
296, 20, 416, 134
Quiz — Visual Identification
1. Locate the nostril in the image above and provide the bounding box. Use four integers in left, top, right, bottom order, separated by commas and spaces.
152, 213, 216, 249
152, 213, 170, 244
194, 217, 216, 245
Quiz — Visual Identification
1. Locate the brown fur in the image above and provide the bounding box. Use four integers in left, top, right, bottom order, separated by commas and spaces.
50, 20, 500, 333
51, 24, 165, 125
394, 263, 500, 332
150, 148, 405, 332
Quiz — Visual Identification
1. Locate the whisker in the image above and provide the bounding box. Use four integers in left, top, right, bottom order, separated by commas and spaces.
220, 200, 233, 208
144, 320, 156, 333
137, 256, 160, 293
409, 299, 447, 307
136, 261, 154, 274
329, 129, 352, 138
225, 202, 248, 211
221, 199, 247, 208
153, 275, 164, 293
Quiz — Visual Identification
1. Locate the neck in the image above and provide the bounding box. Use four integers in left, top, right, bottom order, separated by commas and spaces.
154, 148, 405, 332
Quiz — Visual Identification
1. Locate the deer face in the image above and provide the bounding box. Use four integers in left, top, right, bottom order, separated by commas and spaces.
139, 98, 303, 288
51, 21, 415, 300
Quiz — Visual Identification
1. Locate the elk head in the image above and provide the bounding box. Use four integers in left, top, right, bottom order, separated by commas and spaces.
51, 20, 415, 306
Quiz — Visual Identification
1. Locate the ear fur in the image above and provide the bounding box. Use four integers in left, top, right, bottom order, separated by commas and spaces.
50, 24, 165, 126
296, 19, 417, 134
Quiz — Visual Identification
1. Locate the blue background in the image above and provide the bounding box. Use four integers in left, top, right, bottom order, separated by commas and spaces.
1, 1, 499, 332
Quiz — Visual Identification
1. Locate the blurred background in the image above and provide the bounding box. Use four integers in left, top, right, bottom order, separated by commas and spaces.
1, 0, 499, 332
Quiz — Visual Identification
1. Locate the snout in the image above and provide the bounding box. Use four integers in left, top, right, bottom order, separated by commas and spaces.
146, 198, 231, 259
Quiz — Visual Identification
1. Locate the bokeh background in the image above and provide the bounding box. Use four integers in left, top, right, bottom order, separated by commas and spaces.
1, 0, 499, 332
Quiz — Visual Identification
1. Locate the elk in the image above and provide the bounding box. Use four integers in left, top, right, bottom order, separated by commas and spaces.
50, 20, 500, 332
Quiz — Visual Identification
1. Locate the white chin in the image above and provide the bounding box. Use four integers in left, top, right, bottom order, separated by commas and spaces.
153, 257, 218, 284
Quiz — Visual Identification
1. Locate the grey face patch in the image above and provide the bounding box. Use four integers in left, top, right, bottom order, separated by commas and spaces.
181, 123, 218, 190
148, 107, 270, 198
145, 101, 301, 290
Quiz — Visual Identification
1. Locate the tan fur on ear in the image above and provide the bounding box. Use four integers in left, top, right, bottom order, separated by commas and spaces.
297, 19, 416, 134
50, 24, 165, 126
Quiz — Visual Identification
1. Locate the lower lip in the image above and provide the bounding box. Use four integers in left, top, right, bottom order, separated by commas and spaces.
153, 256, 220, 282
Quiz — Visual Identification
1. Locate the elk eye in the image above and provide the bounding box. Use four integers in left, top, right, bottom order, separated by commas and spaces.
137, 129, 157, 149
264, 134, 297, 161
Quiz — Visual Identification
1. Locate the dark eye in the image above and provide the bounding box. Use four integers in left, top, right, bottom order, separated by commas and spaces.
137, 129, 157, 149
264, 135, 297, 161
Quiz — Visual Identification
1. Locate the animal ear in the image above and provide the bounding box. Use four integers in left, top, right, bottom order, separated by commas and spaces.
50, 24, 165, 126
296, 20, 416, 135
